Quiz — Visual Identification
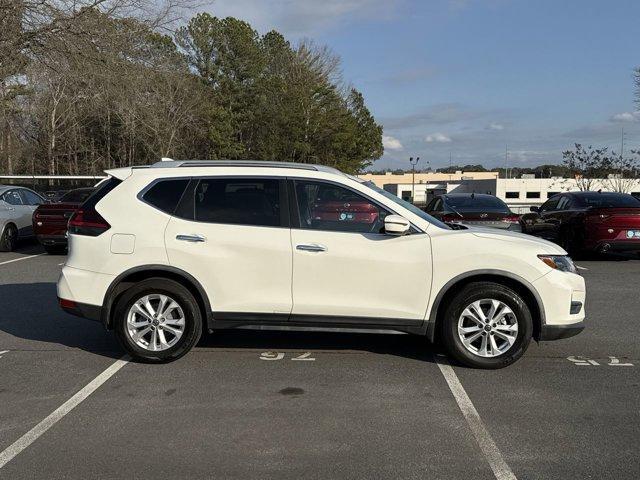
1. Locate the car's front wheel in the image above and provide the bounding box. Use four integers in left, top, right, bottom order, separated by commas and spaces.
441, 282, 533, 369
113, 278, 202, 362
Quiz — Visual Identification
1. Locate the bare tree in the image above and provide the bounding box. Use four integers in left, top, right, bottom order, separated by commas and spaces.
562, 143, 609, 191
601, 150, 640, 193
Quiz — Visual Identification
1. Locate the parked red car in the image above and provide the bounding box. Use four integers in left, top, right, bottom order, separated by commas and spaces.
520, 191, 640, 256
33, 188, 94, 254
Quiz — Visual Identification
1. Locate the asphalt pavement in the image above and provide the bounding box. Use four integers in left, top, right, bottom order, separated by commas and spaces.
0, 240, 638, 479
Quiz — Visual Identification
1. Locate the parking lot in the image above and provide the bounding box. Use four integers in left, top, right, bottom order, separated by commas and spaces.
0, 243, 638, 479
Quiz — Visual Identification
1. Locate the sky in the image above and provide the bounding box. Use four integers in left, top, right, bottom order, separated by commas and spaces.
206, 0, 640, 171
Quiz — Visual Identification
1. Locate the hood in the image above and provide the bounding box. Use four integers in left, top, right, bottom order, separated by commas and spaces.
469, 226, 566, 254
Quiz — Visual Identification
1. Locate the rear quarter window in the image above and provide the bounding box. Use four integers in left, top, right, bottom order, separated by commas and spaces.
141, 179, 190, 215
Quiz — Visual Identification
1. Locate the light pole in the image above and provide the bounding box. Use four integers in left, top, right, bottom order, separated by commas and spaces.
409, 156, 420, 204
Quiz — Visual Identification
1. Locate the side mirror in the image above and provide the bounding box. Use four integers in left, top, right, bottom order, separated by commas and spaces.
384, 214, 411, 236
530, 206, 540, 213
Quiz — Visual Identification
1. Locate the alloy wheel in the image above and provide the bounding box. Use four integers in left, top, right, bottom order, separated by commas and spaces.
126, 294, 186, 351
457, 299, 519, 358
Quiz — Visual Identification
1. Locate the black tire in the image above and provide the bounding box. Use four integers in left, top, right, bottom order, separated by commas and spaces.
0, 224, 17, 252
113, 278, 202, 363
559, 227, 584, 259
43, 244, 67, 255
441, 282, 533, 369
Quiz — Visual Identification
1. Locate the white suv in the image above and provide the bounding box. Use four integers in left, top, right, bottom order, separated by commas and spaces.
57, 160, 585, 368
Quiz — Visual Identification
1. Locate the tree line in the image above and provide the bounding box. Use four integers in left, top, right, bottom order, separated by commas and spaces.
0, 2, 383, 176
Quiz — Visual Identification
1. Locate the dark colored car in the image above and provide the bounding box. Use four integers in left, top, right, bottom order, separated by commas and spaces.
32, 187, 94, 254
423, 193, 521, 231
304, 182, 382, 232
520, 191, 640, 255
43, 190, 69, 202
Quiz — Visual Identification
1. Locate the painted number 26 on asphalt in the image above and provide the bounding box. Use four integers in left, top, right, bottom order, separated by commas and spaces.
260, 352, 316, 361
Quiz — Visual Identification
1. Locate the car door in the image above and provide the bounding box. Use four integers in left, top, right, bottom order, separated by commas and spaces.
164, 176, 293, 318
549, 196, 573, 240
2, 189, 32, 236
289, 178, 432, 325
525, 196, 560, 238
18, 189, 45, 236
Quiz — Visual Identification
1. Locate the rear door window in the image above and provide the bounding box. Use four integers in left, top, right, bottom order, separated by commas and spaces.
19, 189, 44, 206
142, 179, 190, 215
556, 196, 570, 210
193, 178, 284, 227
2, 190, 23, 205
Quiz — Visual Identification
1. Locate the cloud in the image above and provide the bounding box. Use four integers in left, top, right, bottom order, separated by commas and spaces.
384, 66, 439, 84
610, 112, 640, 123
382, 135, 403, 151
208, 0, 404, 36
486, 122, 505, 131
425, 133, 452, 143
381, 103, 487, 130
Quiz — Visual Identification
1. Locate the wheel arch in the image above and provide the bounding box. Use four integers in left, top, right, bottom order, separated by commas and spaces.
102, 265, 212, 332
426, 270, 545, 342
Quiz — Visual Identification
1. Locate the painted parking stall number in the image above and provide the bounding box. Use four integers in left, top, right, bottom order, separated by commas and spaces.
260, 352, 316, 362
567, 355, 633, 367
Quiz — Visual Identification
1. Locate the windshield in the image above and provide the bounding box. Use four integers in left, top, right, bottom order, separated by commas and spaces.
576, 193, 640, 208
446, 195, 510, 212
358, 180, 451, 230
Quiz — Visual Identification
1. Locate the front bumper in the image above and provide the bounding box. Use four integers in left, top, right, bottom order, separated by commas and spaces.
540, 321, 585, 340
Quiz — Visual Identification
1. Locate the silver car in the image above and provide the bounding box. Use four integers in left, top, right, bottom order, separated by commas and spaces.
0, 185, 46, 251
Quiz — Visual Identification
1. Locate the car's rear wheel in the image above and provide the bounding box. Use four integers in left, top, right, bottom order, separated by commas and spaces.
43, 245, 67, 255
114, 278, 202, 363
0, 224, 17, 252
441, 282, 533, 369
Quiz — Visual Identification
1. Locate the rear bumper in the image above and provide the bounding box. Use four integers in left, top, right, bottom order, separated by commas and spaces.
595, 240, 640, 253
540, 321, 585, 340
58, 297, 102, 322
37, 234, 67, 246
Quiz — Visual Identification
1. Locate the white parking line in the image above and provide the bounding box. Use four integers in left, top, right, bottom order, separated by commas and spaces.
0, 350, 8, 358
575, 265, 588, 271
435, 355, 518, 480
0, 356, 129, 470
0, 254, 45, 266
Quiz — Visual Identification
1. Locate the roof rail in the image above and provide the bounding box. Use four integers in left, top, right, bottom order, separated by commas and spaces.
150, 159, 322, 171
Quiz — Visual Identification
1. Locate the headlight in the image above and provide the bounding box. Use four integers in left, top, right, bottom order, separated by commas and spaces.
538, 255, 578, 274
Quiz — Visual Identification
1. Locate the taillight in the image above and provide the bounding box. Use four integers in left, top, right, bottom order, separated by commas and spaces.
502, 215, 520, 223
68, 208, 110, 236
442, 214, 463, 223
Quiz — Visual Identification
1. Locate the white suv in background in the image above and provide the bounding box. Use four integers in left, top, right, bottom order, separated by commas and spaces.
57, 160, 585, 368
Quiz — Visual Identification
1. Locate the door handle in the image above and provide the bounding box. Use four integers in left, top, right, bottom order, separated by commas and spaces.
176, 234, 206, 243
296, 244, 327, 253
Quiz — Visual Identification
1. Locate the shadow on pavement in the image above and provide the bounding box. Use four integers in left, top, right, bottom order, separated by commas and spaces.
0, 282, 121, 359
199, 327, 441, 364
0, 281, 440, 364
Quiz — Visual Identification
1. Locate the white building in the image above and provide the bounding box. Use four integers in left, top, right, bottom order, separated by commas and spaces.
383, 176, 640, 213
